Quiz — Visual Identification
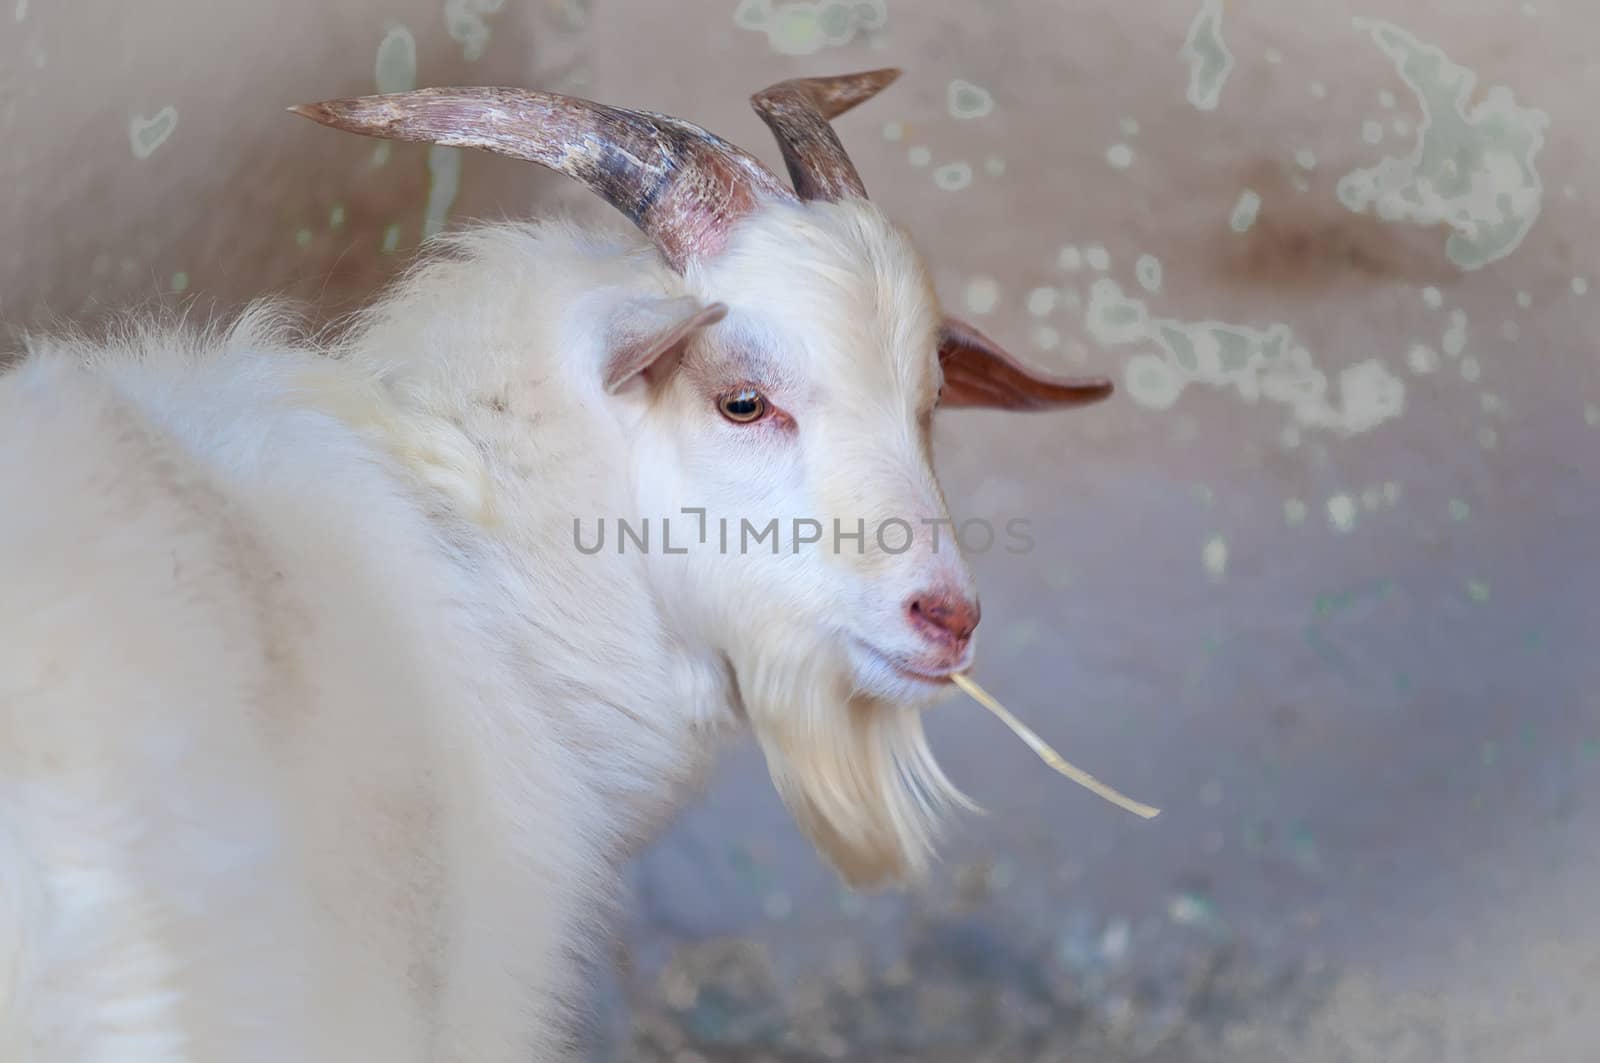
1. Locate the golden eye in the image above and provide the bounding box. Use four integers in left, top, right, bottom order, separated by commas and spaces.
717, 387, 767, 424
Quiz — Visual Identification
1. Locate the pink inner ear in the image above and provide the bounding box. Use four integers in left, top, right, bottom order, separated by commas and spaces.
602, 298, 729, 394
937, 316, 1114, 411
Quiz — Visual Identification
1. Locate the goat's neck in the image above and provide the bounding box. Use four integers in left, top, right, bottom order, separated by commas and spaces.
335, 224, 738, 857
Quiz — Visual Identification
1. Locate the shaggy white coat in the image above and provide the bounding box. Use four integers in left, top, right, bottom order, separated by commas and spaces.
0, 200, 980, 1061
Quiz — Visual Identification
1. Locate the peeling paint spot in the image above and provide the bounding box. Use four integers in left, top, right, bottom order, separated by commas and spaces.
1091, 279, 1405, 434
964, 276, 1000, 315
1443, 310, 1468, 357
375, 25, 417, 94
1230, 189, 1262, 233
1107, 143, 1134, 170
381, 223, 403, 254
445, 0, 504, 62
907, 145, 931, 167
1338, 19, 1550, 270
1085, 245, 1111, 272
1181, 0, 1233, 112
1136, 254, 1163, 294
1026, 287, 1058, 317
933, 161, 974, 191
1202, 536, 1228, 581
1057, 245, 1083, 271
129, 106, 178, 160
947, 79, 994, 120
423, 145, 462, 239
169, 271, 189, 293
1327, 495, 1357, 533
1407, 343, 1439, 374
739, 1, 886, 55
1421, 286, 1443, 308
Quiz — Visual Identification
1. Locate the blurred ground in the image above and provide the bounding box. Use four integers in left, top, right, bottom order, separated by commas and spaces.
5, 1, 1598, 1059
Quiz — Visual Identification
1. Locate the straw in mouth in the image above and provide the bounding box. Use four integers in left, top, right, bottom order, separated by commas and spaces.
951, 672, 1161, 820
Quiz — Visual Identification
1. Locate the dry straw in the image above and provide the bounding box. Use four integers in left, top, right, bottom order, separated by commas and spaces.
951, 673, 1160, 820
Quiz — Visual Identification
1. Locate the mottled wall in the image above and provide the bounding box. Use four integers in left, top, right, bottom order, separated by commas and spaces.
5, 2, 1598, 1060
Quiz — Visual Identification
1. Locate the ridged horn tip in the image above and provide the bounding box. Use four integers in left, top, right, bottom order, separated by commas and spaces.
750, 68, 903, 121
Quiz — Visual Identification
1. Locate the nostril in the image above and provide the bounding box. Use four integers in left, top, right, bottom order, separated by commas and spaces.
907, 591, 981, 645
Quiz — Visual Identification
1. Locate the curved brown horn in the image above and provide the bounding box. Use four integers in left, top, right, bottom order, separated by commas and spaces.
750, 69, 900, 202
289, 86, 796, 272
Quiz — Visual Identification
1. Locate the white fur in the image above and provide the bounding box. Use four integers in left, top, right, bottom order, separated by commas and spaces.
0, 200, 981, 1061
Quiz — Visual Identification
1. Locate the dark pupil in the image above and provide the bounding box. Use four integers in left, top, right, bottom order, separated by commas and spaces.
724, 392, 761, 418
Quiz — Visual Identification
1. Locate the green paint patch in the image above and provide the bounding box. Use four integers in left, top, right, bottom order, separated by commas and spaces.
1338, 19, 1549, 270
1181, 0, 1233, 112
738, 0, 885, 55
1465, 578, 1492, 603
374, 25, 417, 94
947, 79, 994, 119
424, 145, 462, 240
1090, 279, 1404, 433
329, 203, 346, 229
446, 0, 504, 62
1449, 498, 1470, 521
1481, 740, 1501, 766
128, 106, 178, 159
169, 271, 189, 293
381, 223, 402, 254
295, 227, 313, 249
1230, 188, 1262, 233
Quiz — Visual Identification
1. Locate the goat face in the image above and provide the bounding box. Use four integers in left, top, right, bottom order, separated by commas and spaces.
615, 197, 1111, 887
292, 72, 1112, 889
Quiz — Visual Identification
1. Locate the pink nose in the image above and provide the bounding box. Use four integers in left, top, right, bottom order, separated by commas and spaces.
907, 590, 981, 646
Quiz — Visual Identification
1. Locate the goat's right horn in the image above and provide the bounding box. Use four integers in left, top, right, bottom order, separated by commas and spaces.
750, 69, 901, 202
290, 86, 797, 273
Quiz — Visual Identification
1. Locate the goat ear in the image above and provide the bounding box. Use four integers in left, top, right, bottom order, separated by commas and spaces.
602, 296, 728, 394
936, 316, 1114, 411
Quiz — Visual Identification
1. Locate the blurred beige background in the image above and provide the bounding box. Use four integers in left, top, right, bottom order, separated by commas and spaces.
5, 2, 1599, 1060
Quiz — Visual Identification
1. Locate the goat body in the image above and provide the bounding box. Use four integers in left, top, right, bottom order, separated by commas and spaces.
0, 222, 743, 1061
1, 70, 1112, 1061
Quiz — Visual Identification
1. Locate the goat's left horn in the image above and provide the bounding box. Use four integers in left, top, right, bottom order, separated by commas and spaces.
288, 86, 796, 272
750, 69, 900, 202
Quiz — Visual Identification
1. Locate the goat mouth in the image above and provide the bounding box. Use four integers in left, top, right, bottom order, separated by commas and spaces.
851, 639, 962, 686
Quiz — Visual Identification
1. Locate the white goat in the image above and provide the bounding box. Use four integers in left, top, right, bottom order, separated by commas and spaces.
0, 70, 1111, 1061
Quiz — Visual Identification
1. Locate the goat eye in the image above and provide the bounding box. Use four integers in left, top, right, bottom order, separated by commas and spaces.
717, 388, 767, 424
